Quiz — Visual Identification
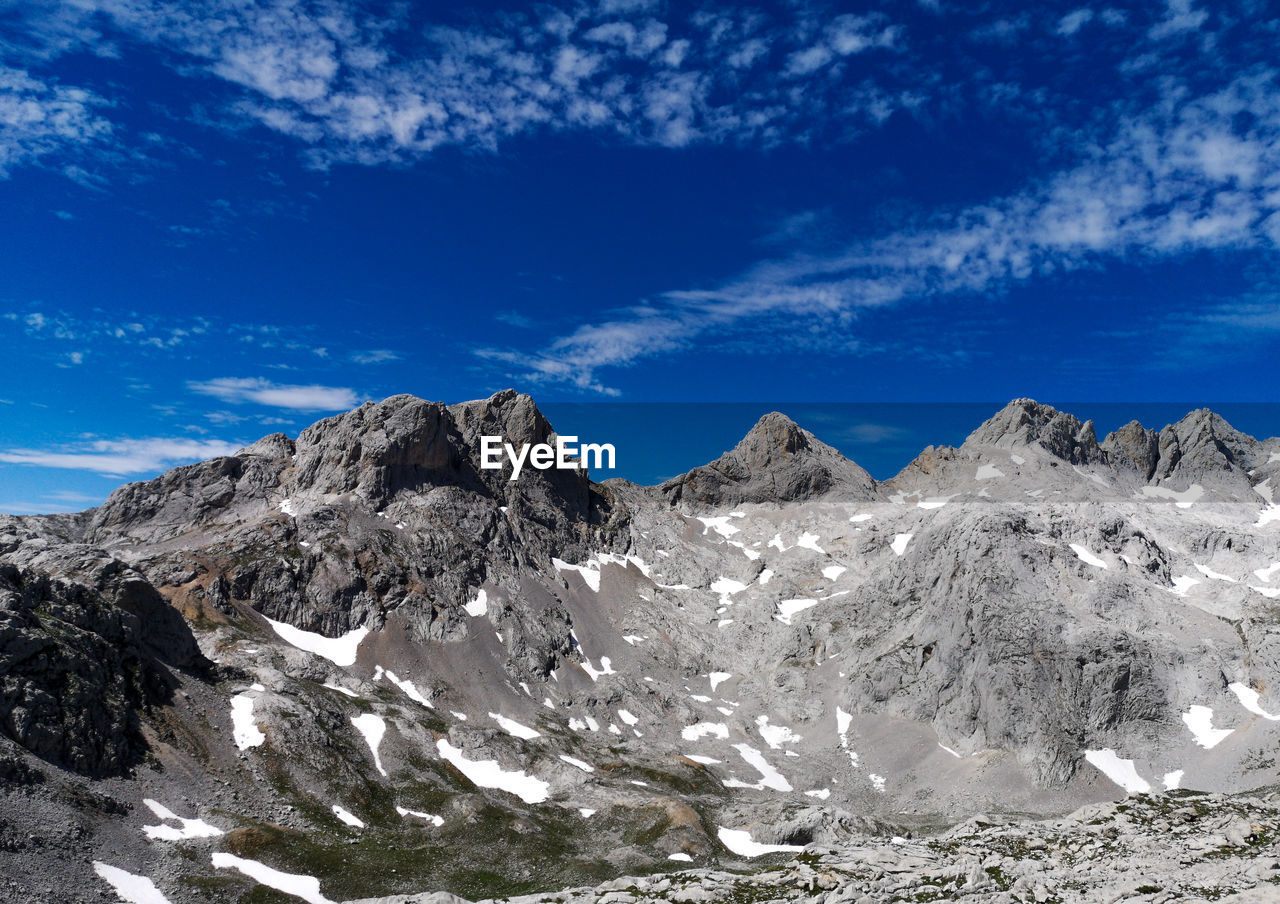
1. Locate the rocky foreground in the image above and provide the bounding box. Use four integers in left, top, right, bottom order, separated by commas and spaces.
358, 792, 1280, 904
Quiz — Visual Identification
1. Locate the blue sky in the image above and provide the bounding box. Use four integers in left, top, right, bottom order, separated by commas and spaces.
2, 0, 1279, 511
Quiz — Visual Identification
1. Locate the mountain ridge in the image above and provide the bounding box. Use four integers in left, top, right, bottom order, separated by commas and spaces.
2, 391, 1280, 903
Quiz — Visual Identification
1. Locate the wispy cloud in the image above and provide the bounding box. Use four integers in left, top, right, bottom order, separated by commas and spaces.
0, 66, 113, 177
5, 0, 917, 175
485, 55, 1280, 393
495, 310, 536, 329
188, 376, 361, 410
0, 437, 243, 476
349, 349, 399, 365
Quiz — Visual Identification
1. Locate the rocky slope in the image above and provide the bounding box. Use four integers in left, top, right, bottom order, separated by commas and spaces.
2, 393, 1279, 904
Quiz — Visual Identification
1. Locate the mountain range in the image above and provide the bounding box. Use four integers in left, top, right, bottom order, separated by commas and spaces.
2, 393, 1279, 904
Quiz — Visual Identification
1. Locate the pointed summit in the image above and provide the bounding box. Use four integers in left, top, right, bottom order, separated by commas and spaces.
661, 411, 877, 507
1100, 420, 1161, 479
1151, 408, 1261, 484
964, 399, 1103, 465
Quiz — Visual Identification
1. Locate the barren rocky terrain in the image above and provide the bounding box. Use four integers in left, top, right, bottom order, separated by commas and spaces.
3, 393, 1279, 903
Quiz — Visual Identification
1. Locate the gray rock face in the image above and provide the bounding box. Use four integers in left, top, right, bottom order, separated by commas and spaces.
1100, 420, 1161, 478
0, 523, 206, 776
4, 393, 1280, 904
963, 399, 1104, 464
661, 412, 877, 508
1151, 408, 1262, 485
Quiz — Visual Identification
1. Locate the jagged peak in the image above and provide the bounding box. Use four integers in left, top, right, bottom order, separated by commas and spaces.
730, 411, 814, 463
965, 399, 1103, 465
660, 411, 875, 507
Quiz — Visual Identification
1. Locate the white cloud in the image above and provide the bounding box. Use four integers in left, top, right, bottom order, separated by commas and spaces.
1056, 10, 1094, 36
0, 437, 244, 476
0, 66, 113, 177
3, 0, 925, 170
349, 349, 400, 364
188, 377, 361, 410
486, 62, 1280, 393
1149, 0, 1209, 41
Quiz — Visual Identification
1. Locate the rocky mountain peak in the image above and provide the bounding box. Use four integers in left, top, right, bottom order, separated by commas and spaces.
661, 411, 876, 508
1152, 407, 1259, 484
964, 398, 1103, 464
731, 411, 812, 465
292, 394, 459, 504
1100, 420, 1161, 479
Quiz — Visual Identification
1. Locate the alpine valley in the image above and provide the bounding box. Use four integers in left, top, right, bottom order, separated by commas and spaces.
3, 393, 1280, 904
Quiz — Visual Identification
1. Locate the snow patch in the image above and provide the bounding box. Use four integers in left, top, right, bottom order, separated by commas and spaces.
1083, 749, 1150, 794
1163, 770, 1184, 791
1255, 563, 1280, 582
708, 671, 731, 691
890, 533, 912, 556
142, 800, 224, 841
321, 682, 358, 698
436, 739, 550, 803
351, 714, 387, 777
489, 713, 540, 740
669, 852, 693, 862
975, 463, 1004, 480
93, 862, 174, 904
795, 532, 825, 553
728, 540, 761, 560
553, 557, 602, 592
681, 722, 729, 742
230, 688, 265, 751
711, 576, 749, 603
279, 498, 297, 517
849, 513, 873, 522
836, 707, 859, 767
1181, 706, 1233, 749
723, 743, 792, 792
1228, 682, 1280, 721
332, 806, 364, 828
1070, 544, 1107, 569
775, 598, 817, 625
378, 669, 433, 707
212, 853, 334, 904
559, 754, 595, 772
1194, 563, 1236, 582
263, 617, 367, 667
755, 716, 801, 749
465, 589, 488, 617
697, 515, 742, 538
396, 806, 443, 826
580, 656, 616, 682
1170, 575, 1201, 596
821, 565, 847, 581
717, 827, 804, 858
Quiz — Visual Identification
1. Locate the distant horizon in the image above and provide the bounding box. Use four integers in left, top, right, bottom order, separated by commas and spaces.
6, 396, 1277, 514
